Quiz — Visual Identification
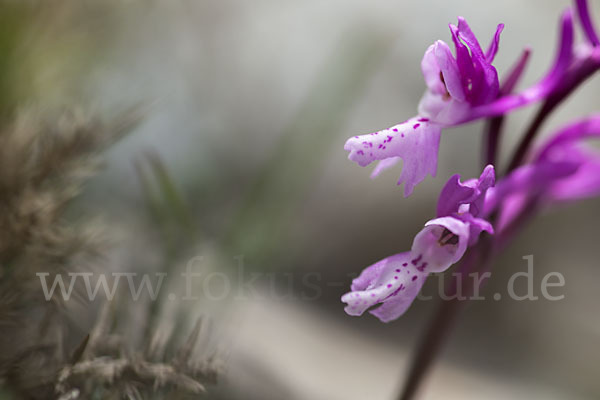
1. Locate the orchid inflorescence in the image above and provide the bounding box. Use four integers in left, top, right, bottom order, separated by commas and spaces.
342, 0, 600, 323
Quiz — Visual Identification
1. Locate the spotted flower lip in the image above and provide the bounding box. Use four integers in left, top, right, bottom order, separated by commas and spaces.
341, 167, 495, 322
344, 117, 441, 196
345, 12, 576, 196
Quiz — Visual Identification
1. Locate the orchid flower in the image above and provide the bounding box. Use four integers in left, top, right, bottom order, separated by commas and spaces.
485, 115, 600, 231
340, 3, 600, 396
344, 13, 575, 196
341, 166, 495, 322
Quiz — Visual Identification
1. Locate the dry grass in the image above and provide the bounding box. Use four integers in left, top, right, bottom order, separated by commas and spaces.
0, 108, 219, 399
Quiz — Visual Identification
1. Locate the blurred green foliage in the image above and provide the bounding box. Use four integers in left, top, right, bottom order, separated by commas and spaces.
223, 27, 394, 267
0, 2, 124, 119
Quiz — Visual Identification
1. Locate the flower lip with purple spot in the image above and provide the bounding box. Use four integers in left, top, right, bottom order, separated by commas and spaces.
341, 167, 495, 322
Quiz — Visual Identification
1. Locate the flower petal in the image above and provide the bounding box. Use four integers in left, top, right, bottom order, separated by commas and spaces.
370, 157, 400, 178
496, 191, 530, 232
575, 0, 600, 46
344, 118, 442, 196
436, 165, 495, 217
485, 23, 505, 63
457, 17, 485, 59
468, 9, 574, 120
532, 115, 600, 202
433, 40, 466, 101
455, 17, 500, 105
500, 48, 531, 94
449, 23, 478, 102
469, 164, 496, 217
535, 114, 600, 160
459, 214, 494, 246
369, 276, 427, 322
436, 174, 477, 217
413, 216, 470, 273
342, 252, 427, 320
421, 43, 447, 96
483, 161, 579, 216
349, 253, 407, 292
548, 145, 600, 201
417, 90, 471, 124
342, 217, 473, 321
492, 152, 600, 230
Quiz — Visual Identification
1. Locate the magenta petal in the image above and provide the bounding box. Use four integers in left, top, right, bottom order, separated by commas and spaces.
549, 146, 600, 201
484, 162, 579, 216
344, 118, 442, 196
457, 17, 485, 59
546, 8, 576, 80
419, 40, 469, 123
535, 114, 600, 160
437, 165, 495, 217
456, 17, 500, 104
532, 115, 600, 202
575, 0, 600, 46
469, 165, 496, 217
496, 191, 529, 232
485, 23, 505, 63
421, 43, 448, 96
468, 9, 574, 120
433, 41, 466, 101
436, 174, 477, 217
500, 48, 532, 94
449, 23, 477, 95
460, 214, 494, 246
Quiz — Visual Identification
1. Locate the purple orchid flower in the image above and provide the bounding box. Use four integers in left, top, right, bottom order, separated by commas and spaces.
485, 115, 600, 231
339, 3, 600, 395
341, 166, 495, 322
344, 13, 575, 196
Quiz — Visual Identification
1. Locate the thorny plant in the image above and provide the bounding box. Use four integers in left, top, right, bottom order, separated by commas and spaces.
0, 108, 219, 399
341, 1, 600, 399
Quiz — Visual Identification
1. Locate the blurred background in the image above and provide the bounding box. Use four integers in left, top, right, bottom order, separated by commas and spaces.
1, 0, 599, 399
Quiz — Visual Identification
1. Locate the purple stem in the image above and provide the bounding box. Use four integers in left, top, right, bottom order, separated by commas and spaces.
484, 48, 532, 167
397, 247, 484, 400
484, 117, 504, 167
397, 199, 538, 400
